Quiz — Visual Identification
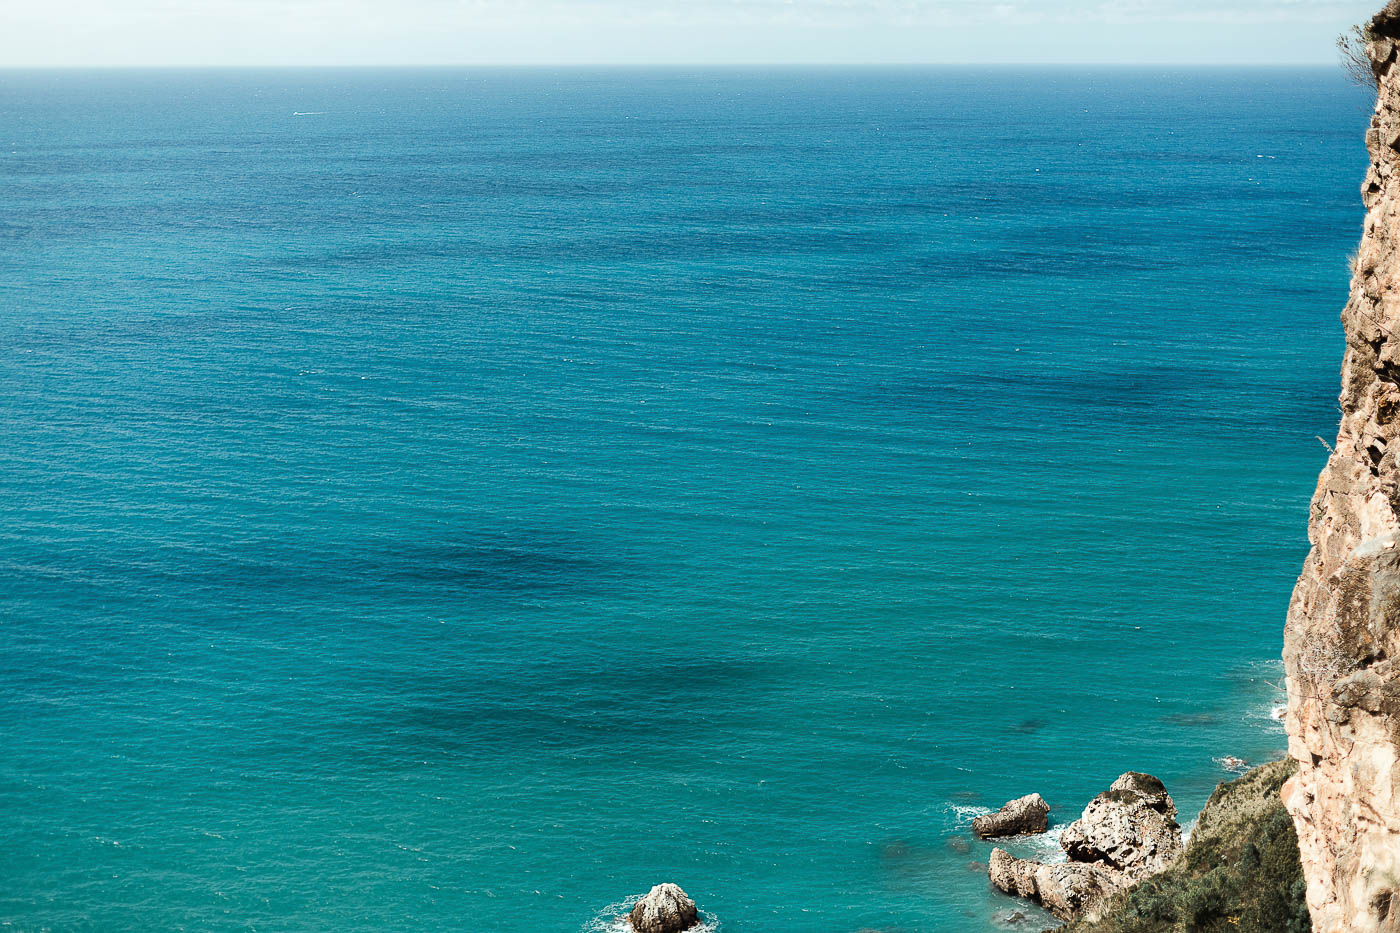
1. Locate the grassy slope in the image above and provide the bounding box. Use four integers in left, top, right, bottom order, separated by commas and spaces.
1059, 760, 1310, 933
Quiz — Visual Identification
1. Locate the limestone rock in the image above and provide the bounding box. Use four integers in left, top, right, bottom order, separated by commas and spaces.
973, 793, 1051, 838
987, 772, 1181, 923
1058, 772, 1182, 879
989, 846, 1038, 897
988, 848, 1124, 922
1107, 772, 1175, 818
628, 883, 699, 933
1283, 4, 1400, 932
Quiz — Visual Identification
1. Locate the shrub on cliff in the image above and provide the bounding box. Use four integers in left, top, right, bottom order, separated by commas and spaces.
1060, 760, 1310, 933
1341, 23, 1377, 88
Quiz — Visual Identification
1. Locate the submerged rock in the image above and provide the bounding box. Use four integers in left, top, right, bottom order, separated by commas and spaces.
991, 907, 1029, 926
628, 883, 699, 933
973, 793, 1050, 839
1216, 755, 1249, 774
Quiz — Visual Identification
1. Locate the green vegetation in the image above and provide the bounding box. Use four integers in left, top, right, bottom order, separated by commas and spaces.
1060, 761, 1310, 933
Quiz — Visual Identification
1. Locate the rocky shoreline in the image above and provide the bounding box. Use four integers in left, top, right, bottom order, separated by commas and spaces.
985, 772, 1184, 924
610, 759, 1300, 933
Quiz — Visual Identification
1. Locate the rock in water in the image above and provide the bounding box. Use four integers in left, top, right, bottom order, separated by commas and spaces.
988, 848, 1124, 922
1216, 755, 1248, 774
1059, 772, 1183, 879
973, 793, 1051, 838
987, 772, 1182, 922
628, 883, 699, 933
988, 847, 1041, 901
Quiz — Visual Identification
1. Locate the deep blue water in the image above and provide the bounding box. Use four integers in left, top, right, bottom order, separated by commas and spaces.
0, 67, 1371, 932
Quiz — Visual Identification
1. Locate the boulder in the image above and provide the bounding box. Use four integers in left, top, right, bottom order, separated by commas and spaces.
1059, 772, 1183, 879
973, 793, 1050, 838
1109, 772, 1176, 817
988, 847, 1039, 899
988, 848, 1124, 922
987, 772, 1183, 923
628, 883, 699, 933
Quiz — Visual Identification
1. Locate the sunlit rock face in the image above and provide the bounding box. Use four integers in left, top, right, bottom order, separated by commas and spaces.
627, 884, 699, 933
987, 772, 1182, 922
1284, 5, 1400, 931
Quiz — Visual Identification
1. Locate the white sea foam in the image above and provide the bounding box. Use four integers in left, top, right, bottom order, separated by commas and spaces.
1237, 658, 1288, 734
1213, 755, 1250, 775
1021, 824, 1068, 864
945, 803, 993, 826
1244, 699, 1287, 734
963, 819, 1068, 865
944, 801, 1066, 863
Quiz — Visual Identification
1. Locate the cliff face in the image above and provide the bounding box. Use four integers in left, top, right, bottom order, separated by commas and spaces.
1283, 5, 1400, 931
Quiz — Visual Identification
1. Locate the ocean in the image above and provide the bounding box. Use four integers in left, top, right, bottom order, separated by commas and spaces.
0, 67, 1370, 932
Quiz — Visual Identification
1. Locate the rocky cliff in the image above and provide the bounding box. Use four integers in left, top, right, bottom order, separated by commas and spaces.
1283, 4, 1400, 931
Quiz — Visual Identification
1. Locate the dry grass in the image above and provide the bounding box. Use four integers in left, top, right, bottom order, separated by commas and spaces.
1340, 24, 1379, 89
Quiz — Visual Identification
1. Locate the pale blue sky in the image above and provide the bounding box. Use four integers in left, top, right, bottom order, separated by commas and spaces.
1, 0, 1384, 67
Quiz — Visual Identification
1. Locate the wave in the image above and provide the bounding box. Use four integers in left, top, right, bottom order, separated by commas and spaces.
944, 803, 993, 826
1020, 824, 1068, 864
1236, 658, 1287, 735
943, 800, 1066, 863
1213, 755, 1251, 775
1243, 697, 1287, 735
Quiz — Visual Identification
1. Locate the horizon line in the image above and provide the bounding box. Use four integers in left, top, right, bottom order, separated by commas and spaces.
0, 61, 1350, 70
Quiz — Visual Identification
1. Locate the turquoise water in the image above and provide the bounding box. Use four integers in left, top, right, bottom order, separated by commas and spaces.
0, 68, 1370, 931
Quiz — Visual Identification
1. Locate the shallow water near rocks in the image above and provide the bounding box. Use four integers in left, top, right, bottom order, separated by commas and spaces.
0, 67, 1367, 931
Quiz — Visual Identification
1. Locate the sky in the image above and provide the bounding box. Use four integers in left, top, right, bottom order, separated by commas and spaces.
0, 0, 1386, 67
